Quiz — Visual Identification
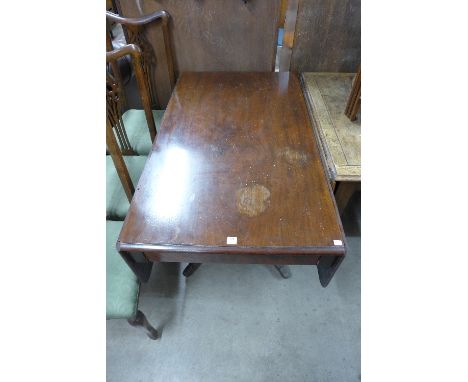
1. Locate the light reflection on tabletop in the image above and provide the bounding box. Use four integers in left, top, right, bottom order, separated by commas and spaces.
148, 146, 191, 220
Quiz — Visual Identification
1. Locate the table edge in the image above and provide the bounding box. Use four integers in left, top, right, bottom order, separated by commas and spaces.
117, 242, 346, 256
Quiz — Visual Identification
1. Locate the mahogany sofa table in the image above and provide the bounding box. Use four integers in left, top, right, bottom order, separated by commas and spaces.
117, 72, 346, 287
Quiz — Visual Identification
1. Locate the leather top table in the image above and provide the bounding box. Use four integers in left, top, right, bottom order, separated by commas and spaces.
118, 72, 346, 287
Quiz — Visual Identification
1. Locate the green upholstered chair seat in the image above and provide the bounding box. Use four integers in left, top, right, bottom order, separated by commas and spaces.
106, 220, 139, 319
106, 155, 147, 220
122, 109, 164, 155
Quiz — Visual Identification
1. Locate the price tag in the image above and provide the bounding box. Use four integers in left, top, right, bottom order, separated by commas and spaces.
227, 236, 237, 245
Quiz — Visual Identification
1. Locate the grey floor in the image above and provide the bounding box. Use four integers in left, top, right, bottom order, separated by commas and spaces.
107, 193, 361, 382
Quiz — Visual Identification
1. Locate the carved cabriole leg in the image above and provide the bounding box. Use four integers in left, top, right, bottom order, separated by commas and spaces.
119, 251, 153, 283
128, 310, 158, 340
274, 265, 292, 279
183, 263, 201, 277
317, 255, 344, 287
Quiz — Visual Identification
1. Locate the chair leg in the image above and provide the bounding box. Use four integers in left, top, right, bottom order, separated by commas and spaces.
183, 263, 201, 277
274, 265, 292, 279
128, 310, 158, 340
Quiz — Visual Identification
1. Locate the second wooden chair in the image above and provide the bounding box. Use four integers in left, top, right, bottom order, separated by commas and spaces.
106, 44, 157, 220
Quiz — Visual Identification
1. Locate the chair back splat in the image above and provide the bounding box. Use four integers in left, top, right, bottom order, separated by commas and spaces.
106, 10, 176, 109
106, 44, 156, 202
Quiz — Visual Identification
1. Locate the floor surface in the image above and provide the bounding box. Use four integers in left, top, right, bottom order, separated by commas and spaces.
107, 193, 360, 382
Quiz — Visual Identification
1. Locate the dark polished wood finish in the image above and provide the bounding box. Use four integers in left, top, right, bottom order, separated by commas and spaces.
114, 0, 281, 107
118, 72, 346, 287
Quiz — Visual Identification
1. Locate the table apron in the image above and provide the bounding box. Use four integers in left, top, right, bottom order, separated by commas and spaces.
143, 252, 324, 265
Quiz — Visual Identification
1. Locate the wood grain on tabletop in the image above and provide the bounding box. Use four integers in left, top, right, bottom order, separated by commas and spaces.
119, 72, 345, 262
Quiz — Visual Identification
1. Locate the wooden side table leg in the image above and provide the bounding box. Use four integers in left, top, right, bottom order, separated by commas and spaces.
317, 256, 344, 287
183, 263, 201, 277
128, 310, 158, 340
274, 265, 292, 279
334, 182, 360, 217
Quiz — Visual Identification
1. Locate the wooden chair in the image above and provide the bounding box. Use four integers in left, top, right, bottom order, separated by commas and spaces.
107, 220, 158, 339
106, 44, 156, 220
106, 10, 175, 156
107, 46, 158, 339
114, 0, 281, 107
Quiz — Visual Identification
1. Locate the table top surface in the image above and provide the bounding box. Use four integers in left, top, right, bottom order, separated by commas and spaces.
119, 72, 345, 257
301, 72, 361, 182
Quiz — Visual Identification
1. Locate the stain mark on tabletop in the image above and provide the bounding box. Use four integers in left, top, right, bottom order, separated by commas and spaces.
276, 147, 309, 166
236, 184, 271, 217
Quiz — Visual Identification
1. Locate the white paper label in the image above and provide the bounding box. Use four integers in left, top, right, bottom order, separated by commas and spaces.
226, 236, 237, 245
333, 240, 343, 246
